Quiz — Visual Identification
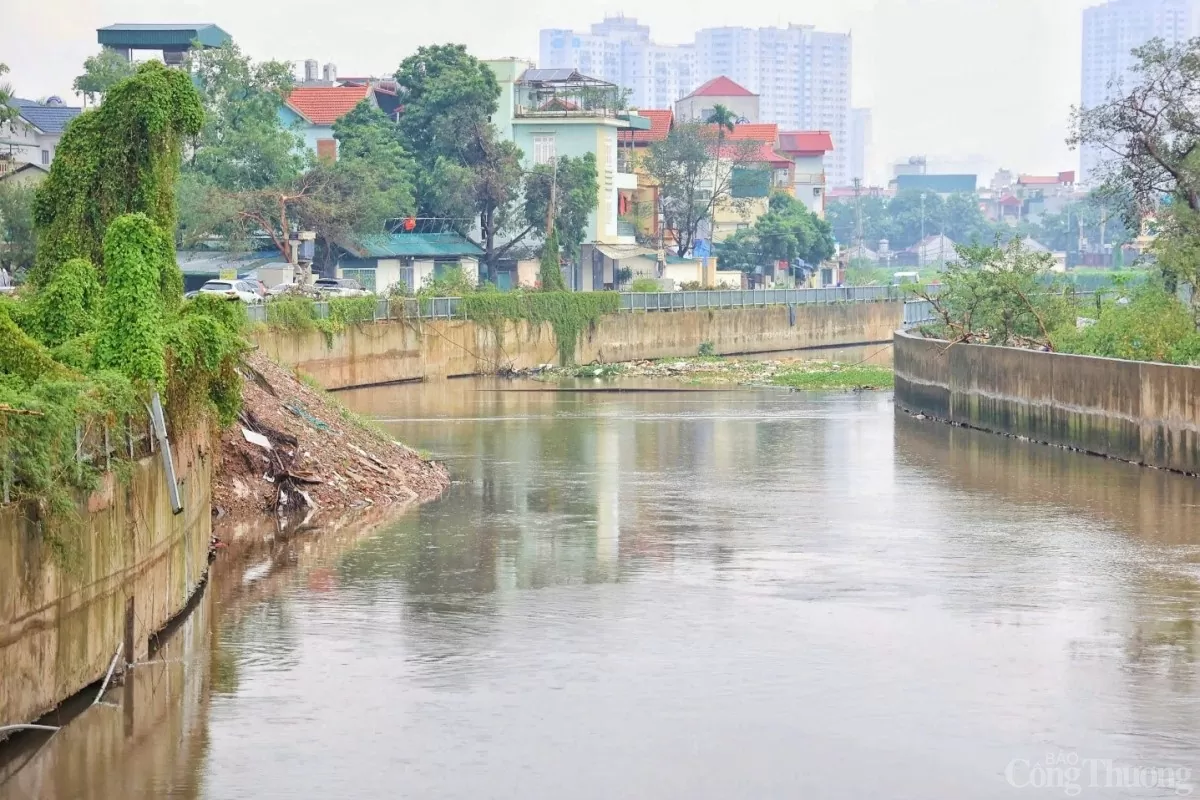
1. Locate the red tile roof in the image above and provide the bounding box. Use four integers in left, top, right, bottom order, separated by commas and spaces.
724, 123, 778, 143
286, 85, 370, 125
778, 131, 834, 154
618, 109, 674, 144
715, 141, 790, 167
684, 76, 756, 99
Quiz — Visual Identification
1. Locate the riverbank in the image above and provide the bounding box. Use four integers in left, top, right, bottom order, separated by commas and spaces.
528, 355, 895, 390
214, 351, 450, 518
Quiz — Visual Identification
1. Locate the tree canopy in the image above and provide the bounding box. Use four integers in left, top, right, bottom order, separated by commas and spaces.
646, 121, 759, 257
32, 61, 204, 286
0, 63, 17, 128
72, 49, 136, 107
716, 193, 834, 271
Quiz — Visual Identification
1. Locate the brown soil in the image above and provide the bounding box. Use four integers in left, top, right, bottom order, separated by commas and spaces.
213, 351, 449, 519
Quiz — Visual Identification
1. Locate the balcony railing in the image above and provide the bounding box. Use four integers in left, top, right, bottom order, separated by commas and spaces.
793, 173, 827, 185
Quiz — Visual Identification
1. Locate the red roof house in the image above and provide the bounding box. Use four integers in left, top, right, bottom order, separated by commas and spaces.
285, 85, 371, 125
682, 76, 756, 99
618, 109, 674, 144
778, 131, 835, 156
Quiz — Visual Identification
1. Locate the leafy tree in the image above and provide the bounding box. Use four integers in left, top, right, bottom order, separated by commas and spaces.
72, 49, 136, 107
714, 193, 833, 272
0, 183, 36, 275
184, 43, 305, 192
0, 63, 17, 129
646, 121, 758, 257
1071, 38, 1200, 214
523, 153, 598, 262
395, 45, 533, 281
332, 100, 416, 229
32, 61, 204, 286
913, 240, 1074, 349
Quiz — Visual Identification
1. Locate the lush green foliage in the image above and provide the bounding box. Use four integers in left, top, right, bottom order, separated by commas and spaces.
163, 294, 248, 428
94, 214, 174, 385
538, 227, 566, 291
30, 258, 99, 348
459, 291, 621, 365
32, 61, 204, 286
72, 49, 136, 106
0, 63, 16, 128
1055, 284, 1200, 364
771, 364, 894, 390
417, 266, 478, 298
716, 193, 835, 271
826, 190, 999, 252
629, 277, 660, 292
184, 43, 305, 192
0, 182, 36, 275
524, 153, 599, 262
915, 241, 1075, 348
331, 100, 416, 226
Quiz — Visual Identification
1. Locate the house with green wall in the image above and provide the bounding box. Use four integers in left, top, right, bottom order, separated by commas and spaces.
485, 60, 653, 290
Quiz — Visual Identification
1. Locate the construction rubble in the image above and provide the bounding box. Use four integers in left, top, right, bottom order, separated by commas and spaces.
214, 351, 450, 518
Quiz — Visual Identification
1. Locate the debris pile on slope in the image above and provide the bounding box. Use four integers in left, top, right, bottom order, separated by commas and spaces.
214, 351, 449, 518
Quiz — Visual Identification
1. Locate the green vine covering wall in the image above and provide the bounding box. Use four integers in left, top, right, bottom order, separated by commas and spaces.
458, 291, 621, 365
30, 258, 99, 348
31, 61, 203, 286
94, 214, 171, 386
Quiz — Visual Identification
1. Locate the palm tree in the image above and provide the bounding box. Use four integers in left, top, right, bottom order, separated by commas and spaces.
0, 64, 17, 129
705, 104, 737, 154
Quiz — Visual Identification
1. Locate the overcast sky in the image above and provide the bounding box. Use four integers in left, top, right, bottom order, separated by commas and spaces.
3, 0, 1100, 183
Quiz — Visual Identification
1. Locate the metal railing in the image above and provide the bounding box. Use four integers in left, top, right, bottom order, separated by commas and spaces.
903, 299, 936, 329
246, 286, 915, 325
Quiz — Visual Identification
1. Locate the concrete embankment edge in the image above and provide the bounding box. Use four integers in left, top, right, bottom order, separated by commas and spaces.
893, 329, 1200, 474
255, 302, 905, 390
1, 428, 213, 730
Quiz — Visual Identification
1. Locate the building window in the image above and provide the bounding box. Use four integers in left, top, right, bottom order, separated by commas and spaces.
813, 187, 822, 198
533, 135, 556, 165
316, 138, 337, 162
41, 149, 50, 165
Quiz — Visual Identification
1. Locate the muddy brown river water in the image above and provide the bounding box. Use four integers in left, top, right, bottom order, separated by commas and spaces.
5, 377, 1200, 799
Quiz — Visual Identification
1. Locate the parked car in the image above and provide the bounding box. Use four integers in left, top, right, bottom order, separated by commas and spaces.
198, 280, 263, 304
313, 278, 370, 297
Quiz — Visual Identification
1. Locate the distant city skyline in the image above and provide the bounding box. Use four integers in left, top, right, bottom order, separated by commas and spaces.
539, 16, 855, 185
2, 0, 1129, 184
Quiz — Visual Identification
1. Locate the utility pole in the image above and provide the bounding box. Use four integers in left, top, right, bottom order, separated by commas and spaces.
853, 178, 864, 249
920, 192, 927, 268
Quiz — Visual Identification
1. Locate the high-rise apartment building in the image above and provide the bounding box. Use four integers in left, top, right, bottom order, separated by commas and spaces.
539, 16, 694, 112
539, 18, 856, 186
1080, 0, 1197, 183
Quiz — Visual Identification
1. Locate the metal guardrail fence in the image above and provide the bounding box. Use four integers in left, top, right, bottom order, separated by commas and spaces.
246, 286, 915, 324
903, 300, 936, 330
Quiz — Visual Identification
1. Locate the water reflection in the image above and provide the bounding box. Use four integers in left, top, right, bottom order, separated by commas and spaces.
8, 382, 1200, 798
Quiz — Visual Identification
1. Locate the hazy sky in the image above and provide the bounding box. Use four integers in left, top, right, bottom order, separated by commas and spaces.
3, 0, 1101, 183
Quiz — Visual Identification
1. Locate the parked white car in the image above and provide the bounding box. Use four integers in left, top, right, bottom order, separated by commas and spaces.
313, 278, 371, 297
198, 280, 263, 304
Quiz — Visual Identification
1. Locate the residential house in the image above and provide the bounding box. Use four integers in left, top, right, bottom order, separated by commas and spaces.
674, 76, 759, 124
616, 108, 674, 243
711, 122, 791, 242
0, 162, 48, 188
487, 60, 655, 290
279, 85, 374, 160
334, 233, 484, 294
1015, 171, 1077, 221
1, 97, 82, 172
902, 234, 959, 268
778, 131, 833, 218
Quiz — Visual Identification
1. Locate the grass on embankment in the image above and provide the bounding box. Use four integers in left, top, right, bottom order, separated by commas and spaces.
768, 363, 894, 390
549, 357, 894, 391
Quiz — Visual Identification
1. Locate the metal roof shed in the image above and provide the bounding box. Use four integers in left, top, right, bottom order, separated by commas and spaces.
97, 23, 232, 55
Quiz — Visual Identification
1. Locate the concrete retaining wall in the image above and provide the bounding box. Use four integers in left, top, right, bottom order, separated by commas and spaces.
894, 329, 1200, 473
256, 302, 903, 390
0, 427, 213, 730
